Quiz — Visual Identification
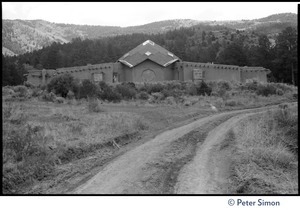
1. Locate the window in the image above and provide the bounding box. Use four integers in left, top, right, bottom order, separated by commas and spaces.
94, 73, 104, 82
113, 73, 118, 83
193, 69, 203, 80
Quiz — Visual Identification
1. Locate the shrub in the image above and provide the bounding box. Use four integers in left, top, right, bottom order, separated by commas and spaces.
3, 123, 56, 193
276, 89, 284, 96
161, 88, 182, 98
292, 93, 298, 99
54, 97, 65, 104
217, 80, 232, 91
47, 74, 78, 98
87, 99, 105, 113
151, 92, 164, 101
137, 91, 149, 100
98, 82, 121, 102
272, 82, 295, 93
79, 79, 98, 99
3, 103, 28, 125
165, 96, 176, 105
225, 99, 244, 107
115, 83, 137, 100
66, 90, 75, 100
40, 84, 47, 91
31, 88, 43, 97
243, 79, 260, 91
12, 85, 28, 98
24, 81, 35, 89
2, 86, 15, 96
196, 81, 212, 96
134, 118, 149, 131
256, 83, 277, 96
141, 83, 165, 94
186, 83, 198, 95
165, 81, 184, 90
122, 82, 136, 90
41, 91, 56, 102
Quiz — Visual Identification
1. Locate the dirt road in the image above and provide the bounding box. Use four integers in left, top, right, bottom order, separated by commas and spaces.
72, 104, 290, 194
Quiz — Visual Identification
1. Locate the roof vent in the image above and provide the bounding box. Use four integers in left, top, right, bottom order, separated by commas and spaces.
167, 52, 174, 57
143, 40, 155, 46
145, 51, 152, 56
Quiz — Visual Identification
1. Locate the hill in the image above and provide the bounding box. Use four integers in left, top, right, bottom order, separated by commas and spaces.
2, 13, 297, 56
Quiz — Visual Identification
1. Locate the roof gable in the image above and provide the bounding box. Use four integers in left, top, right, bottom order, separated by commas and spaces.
118, 40, 180, 68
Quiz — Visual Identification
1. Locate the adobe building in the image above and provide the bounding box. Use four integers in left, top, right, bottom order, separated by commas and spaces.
26, 40, 270, 86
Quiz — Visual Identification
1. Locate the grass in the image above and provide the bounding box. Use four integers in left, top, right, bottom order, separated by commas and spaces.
226, 105, 298, 194
2, 99, 150, 194
2, 80, 298, 194
87, 98, 105, 113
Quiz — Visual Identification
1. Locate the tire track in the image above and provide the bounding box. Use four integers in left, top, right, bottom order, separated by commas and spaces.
73, 104, 290, 194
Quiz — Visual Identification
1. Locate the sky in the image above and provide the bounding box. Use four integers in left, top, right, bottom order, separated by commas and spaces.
2, 2, 298, 27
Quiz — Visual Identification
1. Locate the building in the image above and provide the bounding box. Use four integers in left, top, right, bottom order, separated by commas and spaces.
26, 40, 270, 86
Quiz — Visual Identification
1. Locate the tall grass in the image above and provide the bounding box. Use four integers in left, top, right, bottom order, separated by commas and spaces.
2, 100, 150, 193
227, 106, 298, 194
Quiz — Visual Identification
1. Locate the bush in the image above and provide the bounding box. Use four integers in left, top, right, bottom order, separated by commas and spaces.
225, 99, 244, 107
217, 80, 232, 91
276, 89, 284, 96
47, 74, 78, 98
79, 79, 98, 99
243, 79, 260, 91
141, 83, 165, 94
161, 88, 182, 98
256, 83, 277, 96
3, 123, 56, 193
272, 82, 295, 93
98, 82, 121, 102
292, 93, 298, 99
151, 92, 164, 101
165, 81, 184, 90
12, 85, 28, 98
40, 91, 56, 102
115, 83, 137, 100
54, 97, 65, 104
24, 81, 35, 89
3, 103, 28, 125
137, 91, 149, 100
66, 90, 75, 100
87, 99, 105, 113
186, 83, 198, 95
122, 82, 136, 90
2, 86, 15, 96
196, 81, 212, 96
31, 88, 43, 97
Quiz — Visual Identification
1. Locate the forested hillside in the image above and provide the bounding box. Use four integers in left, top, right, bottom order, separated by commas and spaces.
3, 22, 297, 86
2, 13, 296, 56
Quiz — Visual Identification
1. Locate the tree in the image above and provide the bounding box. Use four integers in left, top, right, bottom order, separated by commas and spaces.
273, 27, 297, 85
246, 34, 274, 69
47, 74, 78, 97
216, 42, 248, 66
2, 56, 26, 86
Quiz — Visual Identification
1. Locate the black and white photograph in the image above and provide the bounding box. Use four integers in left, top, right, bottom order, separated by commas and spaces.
2, 1, 298, 202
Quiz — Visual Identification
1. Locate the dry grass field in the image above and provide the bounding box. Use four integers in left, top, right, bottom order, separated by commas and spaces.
2, 79, 298, 194
224, 105, 298, 194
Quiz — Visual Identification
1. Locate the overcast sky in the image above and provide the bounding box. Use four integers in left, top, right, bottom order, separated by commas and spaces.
2, 2, 298, 27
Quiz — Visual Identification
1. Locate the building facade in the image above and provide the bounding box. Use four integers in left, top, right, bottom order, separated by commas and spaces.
26, 40, 270, 86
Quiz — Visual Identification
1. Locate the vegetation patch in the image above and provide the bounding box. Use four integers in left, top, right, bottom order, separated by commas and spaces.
226, 106, 298, 194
